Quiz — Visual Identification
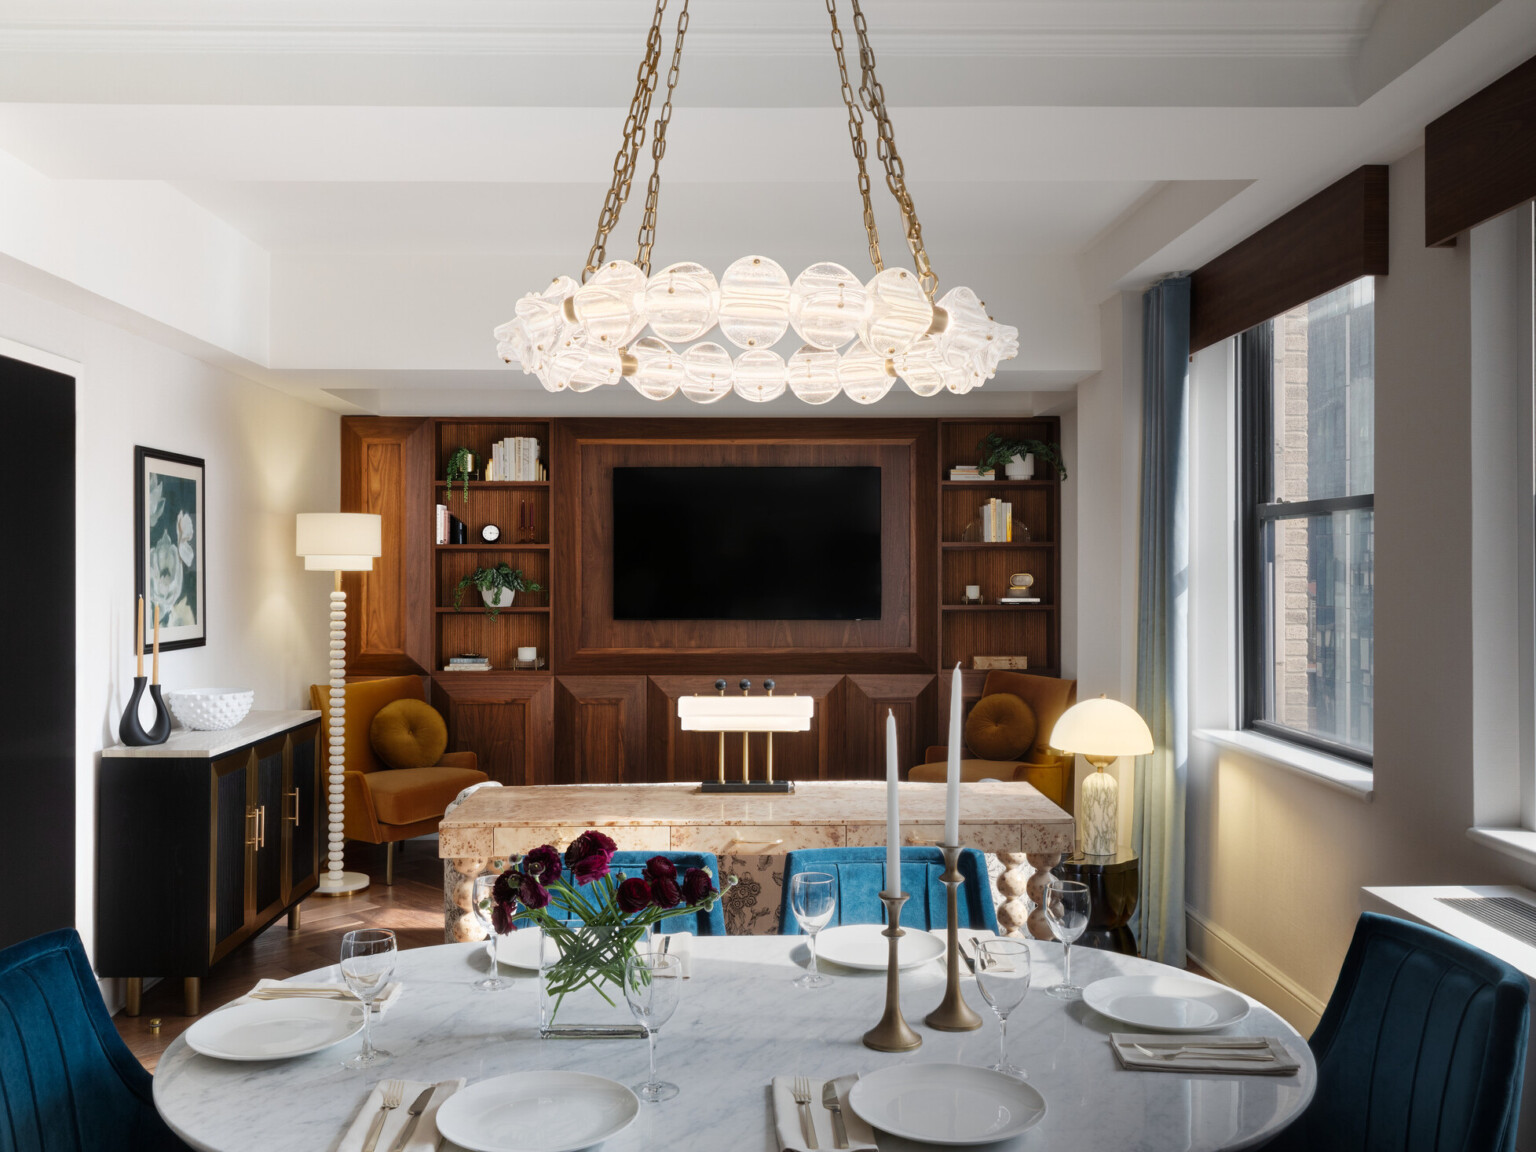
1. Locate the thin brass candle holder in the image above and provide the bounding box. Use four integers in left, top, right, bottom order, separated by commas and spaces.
925, 844, 983, 1032
863, 891, 923, 1053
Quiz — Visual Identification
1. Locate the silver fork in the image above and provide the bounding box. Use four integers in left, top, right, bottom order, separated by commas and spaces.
791, 1076, 819, 1150
1132, 1043, 1276, 1063
361, 1080, 404, 1152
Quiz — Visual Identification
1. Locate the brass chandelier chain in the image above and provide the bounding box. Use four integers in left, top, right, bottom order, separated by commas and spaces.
634, 0, 691, 275
850, 0, 938, 300
825, 0, 884, 277
581, 0, 670, 282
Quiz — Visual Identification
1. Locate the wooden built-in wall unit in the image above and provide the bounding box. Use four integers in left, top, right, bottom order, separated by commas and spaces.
340, 416, 1062, 790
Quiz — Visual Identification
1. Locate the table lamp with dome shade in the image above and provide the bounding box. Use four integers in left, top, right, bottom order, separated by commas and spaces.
1050, 695, 1154, 857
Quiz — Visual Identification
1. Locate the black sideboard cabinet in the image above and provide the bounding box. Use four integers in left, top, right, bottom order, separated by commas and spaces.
97, 711, 322, 1015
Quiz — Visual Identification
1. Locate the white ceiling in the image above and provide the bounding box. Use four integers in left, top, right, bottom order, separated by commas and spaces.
0, 0, 1528, 415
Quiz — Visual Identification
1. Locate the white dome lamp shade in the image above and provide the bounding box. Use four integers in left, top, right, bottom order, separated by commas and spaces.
1050, 695, 1154, 857
296, 512, 383, 896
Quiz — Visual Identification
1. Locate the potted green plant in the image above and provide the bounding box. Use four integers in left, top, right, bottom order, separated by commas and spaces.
445, 446, 475, 505
977, 433, 1068, 481
453, 564, 542, 618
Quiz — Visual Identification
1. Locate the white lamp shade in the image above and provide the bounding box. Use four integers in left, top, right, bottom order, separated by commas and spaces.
296, 513, 382, 571
1051, 696, 1154, 757
677, 694, 814, 733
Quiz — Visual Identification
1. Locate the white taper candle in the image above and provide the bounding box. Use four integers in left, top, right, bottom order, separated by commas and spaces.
946, 663, 963, 845
886, 708, 901, 895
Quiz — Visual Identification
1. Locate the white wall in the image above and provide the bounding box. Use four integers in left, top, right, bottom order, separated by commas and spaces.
0, 282, 338, 992
1183, 148, 1536, 1032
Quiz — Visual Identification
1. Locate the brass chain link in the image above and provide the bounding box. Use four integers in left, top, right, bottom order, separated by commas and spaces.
634, 0, 691, 274
849, 0, 937, 299
581, 0, 670, 282
825, 0, 883, 276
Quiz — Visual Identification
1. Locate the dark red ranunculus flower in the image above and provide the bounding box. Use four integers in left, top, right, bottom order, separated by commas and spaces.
651, 876, 682, 908
492, 868, 518, 908
616, 876, 654, 914
521, 844, 562, 884
518, 876, 551, 910
564, 830, 618, 868
491, 900, 517, 935
643, 855, 677, 882
681, 867, 715, 905
570, 852, 611, 885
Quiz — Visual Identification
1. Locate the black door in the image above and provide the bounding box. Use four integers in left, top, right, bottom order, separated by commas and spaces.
0, 354, 74, 951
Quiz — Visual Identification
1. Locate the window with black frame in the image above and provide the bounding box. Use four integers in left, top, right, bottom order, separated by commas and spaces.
1237, 277, 1374, 763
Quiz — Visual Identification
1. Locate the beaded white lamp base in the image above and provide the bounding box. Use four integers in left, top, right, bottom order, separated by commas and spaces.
316, 583, 369, 896
1079, 760, 1119, 857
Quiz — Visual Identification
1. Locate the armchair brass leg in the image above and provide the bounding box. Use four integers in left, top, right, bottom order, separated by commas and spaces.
287, 903, 301, 931
386, 840, 395, 886
124, 977, 142, 1017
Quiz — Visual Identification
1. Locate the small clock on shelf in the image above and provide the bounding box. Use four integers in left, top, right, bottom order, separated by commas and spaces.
480, 524, 501, 543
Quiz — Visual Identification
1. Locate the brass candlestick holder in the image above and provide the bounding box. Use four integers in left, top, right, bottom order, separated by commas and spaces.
925, 844, 983, 1032
863, 891, 923, 1052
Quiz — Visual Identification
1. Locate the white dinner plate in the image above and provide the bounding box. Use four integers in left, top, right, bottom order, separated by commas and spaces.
183, 998, 364, 1061
1083, 973, 1252, 1032
849, 1063, 1047, 1145
495, 929, 545, 971
814, 923, 946, 971
435, 1071, 640, 1152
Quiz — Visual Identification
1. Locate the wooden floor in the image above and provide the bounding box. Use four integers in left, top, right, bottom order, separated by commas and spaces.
115, 842, 1220, 1071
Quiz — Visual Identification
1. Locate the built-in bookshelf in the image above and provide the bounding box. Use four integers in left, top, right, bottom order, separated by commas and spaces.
936, 416, 1062, 675
432, 419, 554, 674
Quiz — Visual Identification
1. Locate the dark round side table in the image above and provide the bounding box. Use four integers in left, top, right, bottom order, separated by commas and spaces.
1055, 848, 1140, 955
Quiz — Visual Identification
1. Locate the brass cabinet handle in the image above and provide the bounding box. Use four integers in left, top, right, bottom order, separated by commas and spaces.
246, 807, 259, 848
285, 788, 300, 828
257, 805, 267, 849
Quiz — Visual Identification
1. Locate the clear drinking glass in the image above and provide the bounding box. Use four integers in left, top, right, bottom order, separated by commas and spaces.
624, 951, 682, 1103
339, 928, 396, 1068
789, 872, 836, 989
471, 874, 507, 992
975, 938, 1032, 1078
1043, 879, 1091, 1000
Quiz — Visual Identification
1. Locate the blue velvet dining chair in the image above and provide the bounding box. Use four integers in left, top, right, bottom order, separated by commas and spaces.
778, 846, 998, 934
1265, 911, 1529, 1152
0, 928, 190, 1152
517, 850, 728, 936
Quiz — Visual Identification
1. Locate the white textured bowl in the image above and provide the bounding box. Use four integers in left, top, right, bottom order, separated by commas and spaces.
166, 689, 255, 731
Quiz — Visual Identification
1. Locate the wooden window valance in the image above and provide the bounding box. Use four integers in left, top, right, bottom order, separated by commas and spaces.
1425, 53, 1536, 248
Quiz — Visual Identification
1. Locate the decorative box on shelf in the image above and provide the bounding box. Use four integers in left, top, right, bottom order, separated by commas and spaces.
973, 655, 1029, 670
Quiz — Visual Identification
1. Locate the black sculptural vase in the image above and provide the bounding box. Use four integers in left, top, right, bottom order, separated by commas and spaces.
118, 675, 171, 747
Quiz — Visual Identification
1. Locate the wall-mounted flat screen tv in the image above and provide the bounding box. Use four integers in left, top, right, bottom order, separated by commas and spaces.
612, 466, 881, 620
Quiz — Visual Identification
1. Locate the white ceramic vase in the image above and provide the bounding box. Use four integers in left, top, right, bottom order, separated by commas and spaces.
1004, 453, 1035, 480
481, 587, 516, 609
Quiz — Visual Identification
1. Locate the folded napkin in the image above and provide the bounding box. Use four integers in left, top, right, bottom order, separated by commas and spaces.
246, 979, 404, 1018
336, 1079, 464, 1152
1111, 1033, 1300, 1076
772, 1075, 877, 1152
653, 932, 693, 978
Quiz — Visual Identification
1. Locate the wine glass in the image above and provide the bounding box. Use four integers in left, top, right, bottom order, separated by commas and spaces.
975, 938, 1032, 1078
789, 872, 836, 989
1043, 879, 1090, 1000
339, 928, 396, 1068
624, 951, 682, 1103
471, 874, 507, 992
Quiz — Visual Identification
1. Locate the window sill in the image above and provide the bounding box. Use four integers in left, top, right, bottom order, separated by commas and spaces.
1194, 728, 1374, 800
1466, 827, 1536, 869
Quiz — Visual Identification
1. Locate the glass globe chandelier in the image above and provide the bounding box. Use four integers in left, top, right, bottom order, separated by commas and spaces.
493, 0, 1019, 404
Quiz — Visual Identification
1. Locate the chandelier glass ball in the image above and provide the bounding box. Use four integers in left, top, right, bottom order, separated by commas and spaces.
679, 341, 734, 403
787, 344, 841, 404
789, 261, 868, 349
733, 348, 788, 402
717, 255, 793, 349
645, 262, 719, 342
627, 335, 683, 400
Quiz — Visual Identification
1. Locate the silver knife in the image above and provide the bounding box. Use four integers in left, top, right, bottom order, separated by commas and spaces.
821, 1081, 850, 1149
388, 1086, 437, 1152
958, 936, 976, 974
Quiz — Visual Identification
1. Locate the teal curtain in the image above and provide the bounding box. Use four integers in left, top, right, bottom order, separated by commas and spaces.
1133, 276, 1190, 966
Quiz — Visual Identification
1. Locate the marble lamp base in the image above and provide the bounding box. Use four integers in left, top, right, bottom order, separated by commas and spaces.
1080, 762, 1118, 856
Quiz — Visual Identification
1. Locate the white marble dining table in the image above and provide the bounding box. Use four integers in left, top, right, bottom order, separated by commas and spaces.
153, 936, 1316, 1152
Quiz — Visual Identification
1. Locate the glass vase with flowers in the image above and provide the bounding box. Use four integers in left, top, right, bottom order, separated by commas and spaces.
490, 831, 732, 1038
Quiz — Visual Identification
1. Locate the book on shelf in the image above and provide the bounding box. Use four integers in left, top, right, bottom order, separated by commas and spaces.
981, 498, 1013, 542
435, 504, 449, 546
949, 466, 990, 481
443, 663, 491, 672
999, 597, 1041, 604
487, 436, 544, 482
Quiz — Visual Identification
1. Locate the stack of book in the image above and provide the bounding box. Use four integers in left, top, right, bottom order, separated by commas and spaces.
435, 503, 449, 545
489, 437, 545, 481
980, 497, 1013, 542
949, 465, 990, 482
444, 654, 492, 672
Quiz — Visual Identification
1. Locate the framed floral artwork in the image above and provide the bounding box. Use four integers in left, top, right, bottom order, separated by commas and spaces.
134, 447, 205, 651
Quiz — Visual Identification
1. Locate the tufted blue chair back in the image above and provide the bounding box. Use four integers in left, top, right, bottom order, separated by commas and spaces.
1267, 911, 1529, 1152
778, 847, 997, 935
516, 851, 728, 936
0, 928, 190, 1152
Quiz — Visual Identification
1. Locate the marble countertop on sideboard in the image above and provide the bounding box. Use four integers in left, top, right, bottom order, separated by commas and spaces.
101, 710, 320, 759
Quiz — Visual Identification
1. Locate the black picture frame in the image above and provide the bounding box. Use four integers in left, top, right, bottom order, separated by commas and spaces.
134, 446, 206, 652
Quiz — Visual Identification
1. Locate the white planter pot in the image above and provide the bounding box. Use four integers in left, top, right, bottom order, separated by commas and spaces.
481, 587, 516, 609
1004, 453, 1035, 480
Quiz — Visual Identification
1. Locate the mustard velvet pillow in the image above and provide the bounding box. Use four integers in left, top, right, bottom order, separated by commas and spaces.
964, 693, 1037, 762
369, 698, 449, 770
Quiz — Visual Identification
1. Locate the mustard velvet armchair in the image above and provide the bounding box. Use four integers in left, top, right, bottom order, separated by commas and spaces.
310, 675, 488, 884
909, 671, 1078, 812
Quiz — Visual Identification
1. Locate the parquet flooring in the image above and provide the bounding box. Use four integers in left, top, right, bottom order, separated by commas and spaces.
115, 839, 445, 1072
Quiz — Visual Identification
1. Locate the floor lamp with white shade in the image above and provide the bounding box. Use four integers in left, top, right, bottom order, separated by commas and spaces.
296, 512, 382, 896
